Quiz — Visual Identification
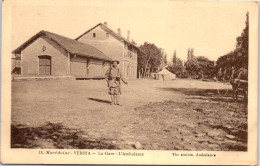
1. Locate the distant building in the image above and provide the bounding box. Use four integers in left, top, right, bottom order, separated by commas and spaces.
75, 22, 138, 79
152, 68, 176, 80
12, 30, 111, 78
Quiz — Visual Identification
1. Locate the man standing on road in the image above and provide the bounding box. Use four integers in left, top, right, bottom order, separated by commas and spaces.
105, 60, 128, 105
232, 66, 248, 102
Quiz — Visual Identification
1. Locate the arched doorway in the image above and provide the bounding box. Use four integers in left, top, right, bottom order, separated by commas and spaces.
39, 55, 51, 75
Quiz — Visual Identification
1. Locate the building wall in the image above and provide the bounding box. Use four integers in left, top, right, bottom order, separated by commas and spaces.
70, 55, 110, 77
21, 36, 69, 75
123, 44, 138, 79
11, 58, 15, 72
77, 26, 138, 79
77, 26, 123, 61
70, 56, 86, 77
89, 59, 110, 77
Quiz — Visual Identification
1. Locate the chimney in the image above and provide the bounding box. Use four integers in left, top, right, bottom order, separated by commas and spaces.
117, 28, 121, 36
104, 22, 107, 26
127, 30, 130, 41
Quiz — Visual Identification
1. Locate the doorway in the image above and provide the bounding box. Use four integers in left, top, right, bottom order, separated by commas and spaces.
39, 55, 51, 75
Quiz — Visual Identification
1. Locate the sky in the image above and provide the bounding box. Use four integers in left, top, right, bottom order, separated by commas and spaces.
10, 0, 250, 62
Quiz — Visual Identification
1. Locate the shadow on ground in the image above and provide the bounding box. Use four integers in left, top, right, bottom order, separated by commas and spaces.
11, 122, 117, 149
88, 97, 111, 104
159, 88, 247, 103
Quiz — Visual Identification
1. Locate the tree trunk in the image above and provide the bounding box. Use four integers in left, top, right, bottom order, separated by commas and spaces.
140, 68, 143, 79
143, 56, 151, 79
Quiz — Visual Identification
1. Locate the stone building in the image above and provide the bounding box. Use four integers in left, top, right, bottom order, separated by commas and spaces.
12, 23, 139, 79
12, 30, 111, 78
76, 22, 138, 79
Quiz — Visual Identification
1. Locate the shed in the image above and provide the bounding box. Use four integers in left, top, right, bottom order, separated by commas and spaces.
12, 30, 111, 78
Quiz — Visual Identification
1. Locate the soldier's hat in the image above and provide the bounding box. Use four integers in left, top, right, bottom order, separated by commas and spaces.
111, 60, 120, 64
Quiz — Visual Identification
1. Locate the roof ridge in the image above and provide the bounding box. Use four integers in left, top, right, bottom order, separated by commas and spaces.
75, 23, 139, 49
43, 31, 111, 61
75, 23, 102, 40
99, 23, 137, 46
43, 30, 104, 48
13, 30, 111, 61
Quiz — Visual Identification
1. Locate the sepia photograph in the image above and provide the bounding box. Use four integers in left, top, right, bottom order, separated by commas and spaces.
1, 0, 258, 165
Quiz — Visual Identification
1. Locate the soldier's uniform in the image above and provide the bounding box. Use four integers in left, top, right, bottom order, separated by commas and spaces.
105, 67, 127, 95
232, 67, 248, 102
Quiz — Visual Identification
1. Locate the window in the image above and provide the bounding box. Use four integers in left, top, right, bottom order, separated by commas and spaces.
15, 53, 21, 59
93, 33, 96, 38
106, 33, 109, 38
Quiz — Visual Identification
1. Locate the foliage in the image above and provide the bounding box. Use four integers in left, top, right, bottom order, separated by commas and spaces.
185, 48, 209, 79
184, 56, 215, 79
137, 42, 164, 78
167, 63, 183, 78
216, 12, 249, 72
185, 58, 201, 78
196, 56, 216, 79
167, 51, 188, 78
172, 50, 177, 65
131, 39, 137, 45
187, 48, 195, 61
160, 48, 168, 68
163, 54, 167, 65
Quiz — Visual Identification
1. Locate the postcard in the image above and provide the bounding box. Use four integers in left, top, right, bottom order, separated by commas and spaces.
1, 0, 258, 165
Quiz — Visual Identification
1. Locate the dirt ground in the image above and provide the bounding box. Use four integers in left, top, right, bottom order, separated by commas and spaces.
11, 79, 247, 151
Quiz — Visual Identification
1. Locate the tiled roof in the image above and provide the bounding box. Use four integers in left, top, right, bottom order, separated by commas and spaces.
75, 23, 139, 49
13, 30, 111, 61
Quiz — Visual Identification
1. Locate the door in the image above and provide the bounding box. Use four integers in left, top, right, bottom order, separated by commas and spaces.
39, 56, 51, 75
70, 57, 89, 77
71, 60, 86, 76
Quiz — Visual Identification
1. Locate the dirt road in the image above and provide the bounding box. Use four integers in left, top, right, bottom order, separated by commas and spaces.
11, 79, 247, 150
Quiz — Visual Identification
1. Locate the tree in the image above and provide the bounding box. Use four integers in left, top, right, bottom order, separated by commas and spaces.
216, 12, 249, 78
160, 48, 168, 69
185, 56, 216, 79
167, 51, 186, 78
190, 48, 194, 59
235, 12, 248, 69
164, 54, 167, 64
172, 50, 177, 65
137, 42, 164, 78
196, 56, 216, 79
187, 48, 195, 61
185, 58, 200, 78
187, 48, 191, 61
131, 39, 137, 45
185, 48, 202, 78
167, 58, 185, 78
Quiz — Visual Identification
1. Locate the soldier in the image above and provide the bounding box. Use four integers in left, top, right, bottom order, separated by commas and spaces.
233, 66, 248, 102
105, 60, 128, 105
